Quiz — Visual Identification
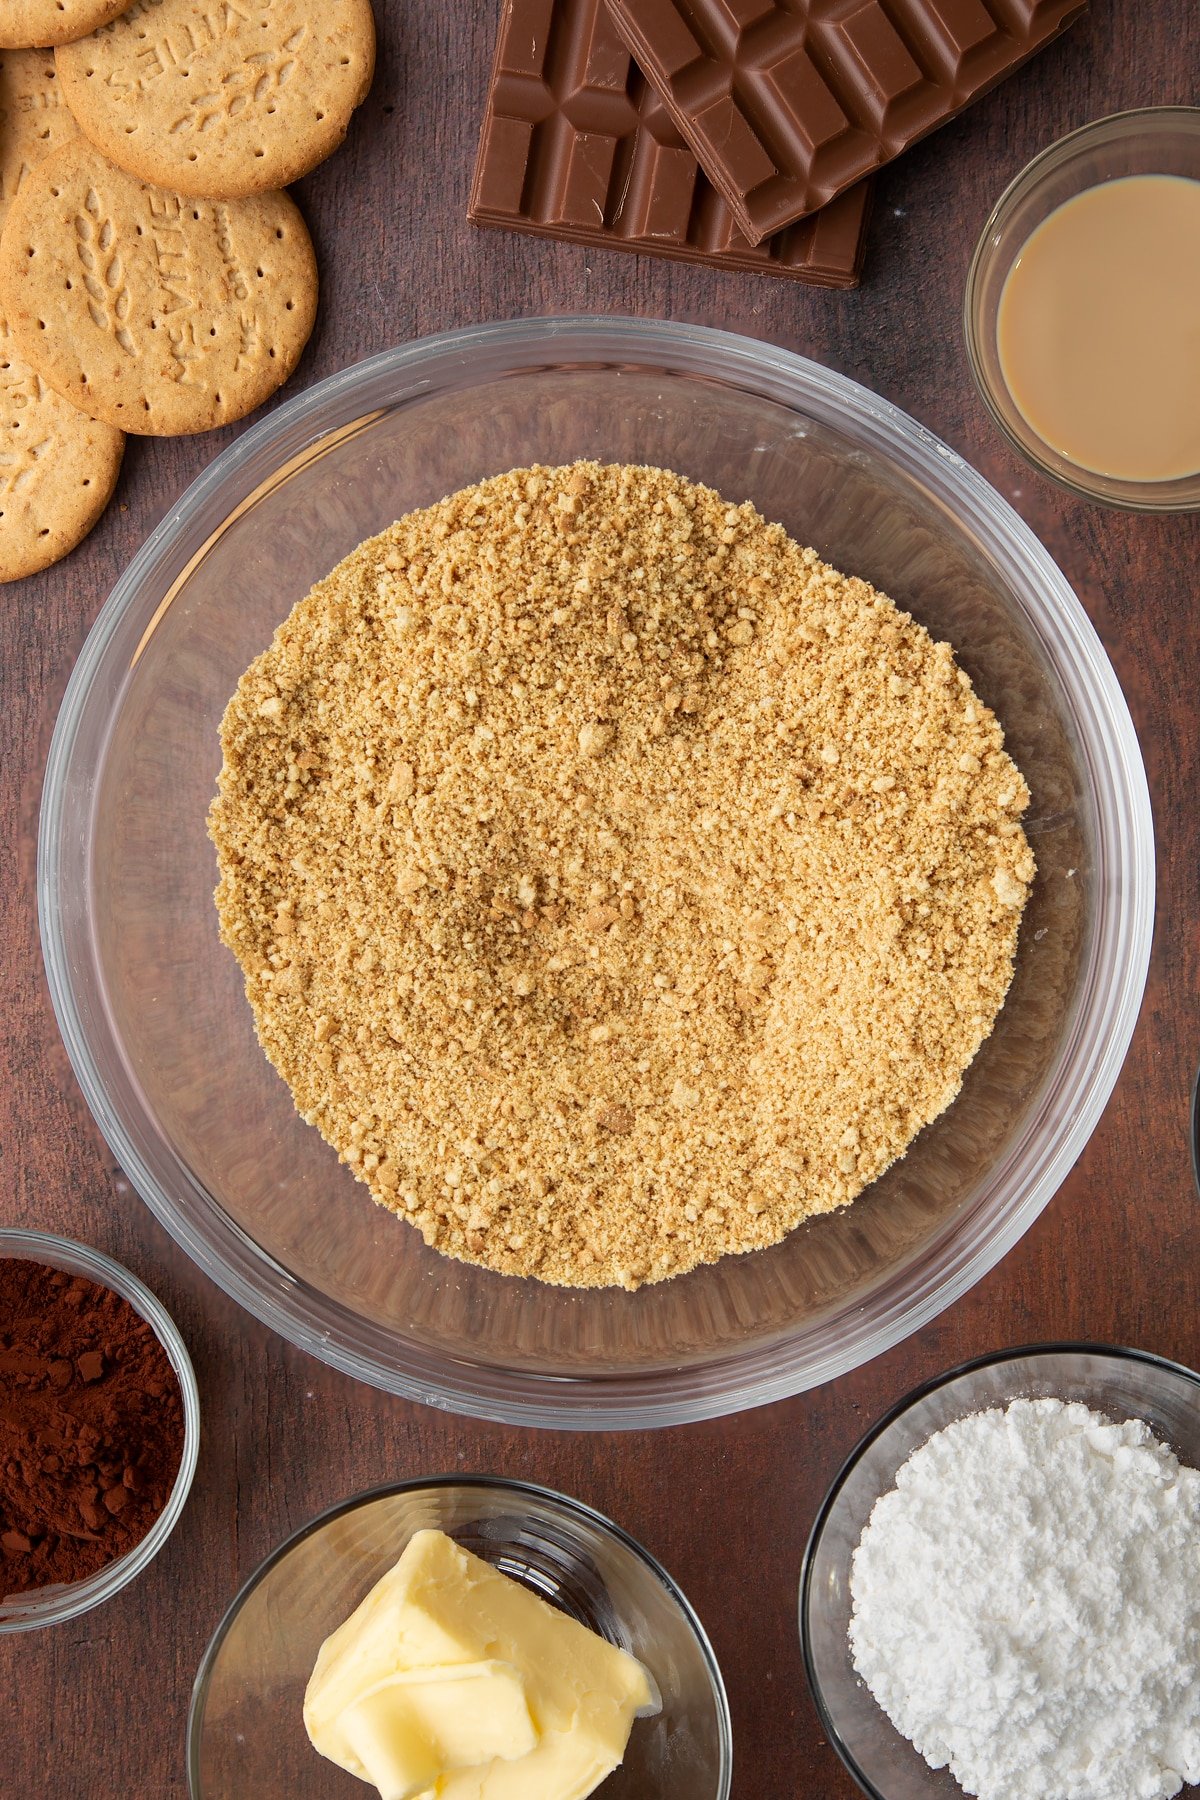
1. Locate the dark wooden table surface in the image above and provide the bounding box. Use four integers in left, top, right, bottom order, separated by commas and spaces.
3, 3, 1198, 1793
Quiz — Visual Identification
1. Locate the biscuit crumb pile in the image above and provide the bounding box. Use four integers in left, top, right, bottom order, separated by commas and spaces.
209, 463, 1034, 1289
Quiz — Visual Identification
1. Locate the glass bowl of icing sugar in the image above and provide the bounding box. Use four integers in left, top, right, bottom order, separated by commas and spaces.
800, 1343, 1200, 1800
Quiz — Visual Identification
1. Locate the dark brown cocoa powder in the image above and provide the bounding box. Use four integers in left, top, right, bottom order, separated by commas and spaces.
0, 1257, 185, 1596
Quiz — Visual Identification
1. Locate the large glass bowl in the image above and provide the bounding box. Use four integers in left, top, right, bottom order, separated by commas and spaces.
38, 317, 1153, 1428
799, 1344, 1200, 1798
188, 1477, 731, 1800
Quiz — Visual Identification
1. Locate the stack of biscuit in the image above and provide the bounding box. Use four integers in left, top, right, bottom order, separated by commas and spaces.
0, 0, 375, 583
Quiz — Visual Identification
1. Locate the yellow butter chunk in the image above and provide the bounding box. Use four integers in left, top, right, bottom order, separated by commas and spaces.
304, 1528, 660, 1800
338, 1662, 538, 1799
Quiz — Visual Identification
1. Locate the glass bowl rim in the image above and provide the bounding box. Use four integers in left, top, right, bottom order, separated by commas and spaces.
37, 313, 1155, 1429
0, 1226, 200, 1633
963, 105, 1200, 512
797, 1339, 1200, 1800
186, 1470, 734, 1800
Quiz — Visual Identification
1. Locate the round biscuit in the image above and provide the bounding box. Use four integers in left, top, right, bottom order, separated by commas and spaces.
0, 312, 123, 582
0, 139, 318, 435
0, 1, 135, 52
0, 47, 80, 230
55, 0, 376, 198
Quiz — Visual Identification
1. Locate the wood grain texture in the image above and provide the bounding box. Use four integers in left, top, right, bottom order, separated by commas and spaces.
2, 1, 1198, 1793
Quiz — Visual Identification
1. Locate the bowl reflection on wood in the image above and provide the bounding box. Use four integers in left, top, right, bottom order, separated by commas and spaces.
188, 1477, 732, 1799
37, 318, 1154, 1427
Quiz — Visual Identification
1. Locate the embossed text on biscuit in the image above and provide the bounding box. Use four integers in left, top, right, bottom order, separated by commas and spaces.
103, 1, 258, 94
147, 188, 192, 316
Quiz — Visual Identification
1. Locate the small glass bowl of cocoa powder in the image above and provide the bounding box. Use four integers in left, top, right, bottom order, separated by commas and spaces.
0, 1229, 200, 1632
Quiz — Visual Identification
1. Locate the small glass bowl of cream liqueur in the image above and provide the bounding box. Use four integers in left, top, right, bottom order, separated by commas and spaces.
966, 108, 1200, 511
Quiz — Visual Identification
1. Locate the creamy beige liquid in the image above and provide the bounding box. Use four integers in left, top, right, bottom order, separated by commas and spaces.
997, 174, 1200, 482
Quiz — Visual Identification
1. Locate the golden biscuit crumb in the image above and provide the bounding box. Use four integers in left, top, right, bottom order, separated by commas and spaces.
209, 463, 1034, 1290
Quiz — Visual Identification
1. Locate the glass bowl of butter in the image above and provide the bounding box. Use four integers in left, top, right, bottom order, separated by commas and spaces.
187, 1475, 732, 1800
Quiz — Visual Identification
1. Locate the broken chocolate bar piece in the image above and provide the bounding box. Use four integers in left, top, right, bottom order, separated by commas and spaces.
469, 0, 871, 286
608, 0, 1085, 243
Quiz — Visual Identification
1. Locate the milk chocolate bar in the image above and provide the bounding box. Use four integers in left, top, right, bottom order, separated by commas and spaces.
607, 0, 1085, 243
469, 0, 871, 286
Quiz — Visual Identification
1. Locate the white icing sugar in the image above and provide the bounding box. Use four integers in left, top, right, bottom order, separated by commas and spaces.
849, 1396, 1200, 1800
